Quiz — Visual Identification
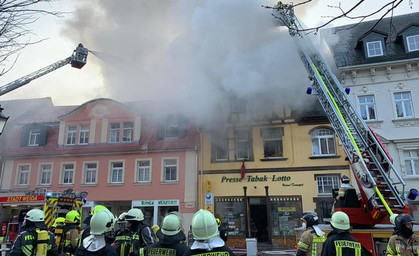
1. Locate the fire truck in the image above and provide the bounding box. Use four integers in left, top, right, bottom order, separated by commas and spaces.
272, 2, 419, 255
0, 189, 86, 242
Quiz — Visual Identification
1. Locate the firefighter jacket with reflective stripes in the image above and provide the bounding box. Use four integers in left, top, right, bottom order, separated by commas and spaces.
320, 230, 367, 256
130, 223, 156, 256
386, 234, 419, 256
114, 229, 131, 256
60, 224, 79, 256
297, 227, 326, 256
183, 245, 235, 256
146, 229, 188, 256
10, 227, 58, 256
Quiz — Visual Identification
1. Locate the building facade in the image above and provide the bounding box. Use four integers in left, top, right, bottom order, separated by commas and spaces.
322, 12, 419, 215
0, 98, 199, 230
198, 98, 351, 248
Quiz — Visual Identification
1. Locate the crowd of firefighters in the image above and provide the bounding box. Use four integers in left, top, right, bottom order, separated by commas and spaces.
8, 206, 232, 256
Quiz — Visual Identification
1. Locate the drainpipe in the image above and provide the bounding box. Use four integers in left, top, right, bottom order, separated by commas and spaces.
265, 186, 272, 245
195, 145, 199, 211
243, 186, 249, 238
197, 128, 203, 210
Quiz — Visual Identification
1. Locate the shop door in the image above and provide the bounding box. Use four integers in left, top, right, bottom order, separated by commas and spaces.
249, 201, 268, 242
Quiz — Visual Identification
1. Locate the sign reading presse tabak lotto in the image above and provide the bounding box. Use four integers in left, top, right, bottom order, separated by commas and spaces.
220, 175, 304, 187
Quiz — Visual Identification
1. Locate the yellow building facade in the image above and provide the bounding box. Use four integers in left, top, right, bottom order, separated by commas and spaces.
198, 106, 351, 247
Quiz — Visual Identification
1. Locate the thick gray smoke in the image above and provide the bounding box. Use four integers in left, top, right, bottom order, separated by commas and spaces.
64, 0, 314, 124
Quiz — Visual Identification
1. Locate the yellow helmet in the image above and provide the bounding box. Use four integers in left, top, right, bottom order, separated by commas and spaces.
92, 205, 108, 216
52, 217, 66, 227
66, 210, 81, 223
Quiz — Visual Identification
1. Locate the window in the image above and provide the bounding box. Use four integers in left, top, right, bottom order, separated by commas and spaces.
407, 35, 419, 52
28, 129, 41, 146
358, 95, 376, 120
394, 92, 413, 118
311, 128, 336, 156
404, 150, 419, 176
62, 164, 74, 184
137, 160, 151, 183
262, 128, 284, 158
122, 122, 133, 142
79, 124, 89, 145
211, 131, 229, 161
165, 116, 179, 139
84, 163, 97, 184
163, 159, 177, 182
366, 41, 383, 57
316, 175, 340, 195
17, 165, 30, 186
111, 162, 123, 183
109, 123, 120, 143
235, 128, 251, 160
39, 164, 52, 185
66, 126, 76, 145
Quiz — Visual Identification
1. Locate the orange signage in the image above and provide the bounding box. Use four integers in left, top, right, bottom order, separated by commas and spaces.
0, 195, 45, 203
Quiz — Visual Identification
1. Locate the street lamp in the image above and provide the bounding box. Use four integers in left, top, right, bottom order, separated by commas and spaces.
0, 105, 9, 135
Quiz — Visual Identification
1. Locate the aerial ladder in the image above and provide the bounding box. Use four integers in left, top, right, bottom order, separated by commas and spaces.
0, 43, 88, 96
273, 2, 410, 226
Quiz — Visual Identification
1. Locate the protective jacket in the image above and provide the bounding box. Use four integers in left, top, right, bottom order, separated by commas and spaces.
146, 230, 188, 256
114, 228, 131, 256
386, 234, 419, 256
183, 237, 235, 256
321, 230, 367, 256
60, 223, 79, 256
297, 227, 326, 256
129, 222, 156, 256
10, 225, 58, 256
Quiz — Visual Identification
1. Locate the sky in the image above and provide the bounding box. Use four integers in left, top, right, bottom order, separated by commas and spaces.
0, 0, 417, 118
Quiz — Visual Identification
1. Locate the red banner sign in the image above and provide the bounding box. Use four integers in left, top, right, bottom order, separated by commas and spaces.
0, 195, 45, 203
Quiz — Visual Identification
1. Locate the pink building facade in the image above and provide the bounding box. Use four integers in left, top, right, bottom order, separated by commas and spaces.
0, 98, 200, 229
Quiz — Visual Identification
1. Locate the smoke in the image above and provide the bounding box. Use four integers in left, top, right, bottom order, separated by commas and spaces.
64, 0, 315, 124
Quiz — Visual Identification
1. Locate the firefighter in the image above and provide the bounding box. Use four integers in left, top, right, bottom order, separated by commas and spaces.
76, 205, 109, 252
59, 210, 80, 256
146, 214, 188, 256
183, 209, 235, 256
10, 209, 58, 256
75, 209, 117, 256
336, 175, 353, 200
216, 218, 228, 243
125, 208, 156, 256
113, 213, 131, 256
296, 212, 326, 256
51, 217, 66, 234
321, 211, 368, 256
386, 214, 419, 256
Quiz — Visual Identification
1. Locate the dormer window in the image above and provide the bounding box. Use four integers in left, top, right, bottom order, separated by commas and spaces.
366, 41, 383, 57
406, 35, 419, 52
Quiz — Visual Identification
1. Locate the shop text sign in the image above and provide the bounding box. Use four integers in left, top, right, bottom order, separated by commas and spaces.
0, 195, 45, 203
132, 199, 179, 207
221, 175, 303, 186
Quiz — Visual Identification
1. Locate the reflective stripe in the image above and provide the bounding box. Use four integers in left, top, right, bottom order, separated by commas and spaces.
139, 247, 144, 256
298, 241, 309, 249
22, 245, 33, 256
386, 245, 395, 256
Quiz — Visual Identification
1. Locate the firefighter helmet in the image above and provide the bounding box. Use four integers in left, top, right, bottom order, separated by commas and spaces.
301, 211, 319, 228
331, 211, 350, 231
117, 212, 127, 223
52, 217, 66, 227
90, 209, 115, 235
66, 210, 81, 223
216, 218, 221, 227
92, 205, 108, 216
341, 175, 350, 184
161, 214, 182, 236
395, 214, 415, 231
191, 209, 218, 241
390, 214, 399, 225
125, 208, 144, 221
25, 209, 45, 222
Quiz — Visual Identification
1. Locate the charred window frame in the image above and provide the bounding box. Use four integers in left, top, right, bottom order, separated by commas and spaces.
262, 127, 284, 158
211, 130, 229, 162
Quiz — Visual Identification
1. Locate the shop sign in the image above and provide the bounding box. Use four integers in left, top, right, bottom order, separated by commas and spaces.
0, 195, 45, 203
221, 175, 292, 183
157, 200, 179, 206
132, 199, 179, 207
278, 207, 296, 212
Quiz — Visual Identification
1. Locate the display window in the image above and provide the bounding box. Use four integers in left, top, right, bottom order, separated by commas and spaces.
215, 197, 245, 235
270, 197, 302, 237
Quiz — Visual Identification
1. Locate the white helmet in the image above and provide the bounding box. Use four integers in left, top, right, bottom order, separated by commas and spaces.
90, 209, 115, 235
25, 209, 45, 222
161, 214, 182, 236
125, 208, 144, 221
191, 209, 218, 240
331, 211, 350, 231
